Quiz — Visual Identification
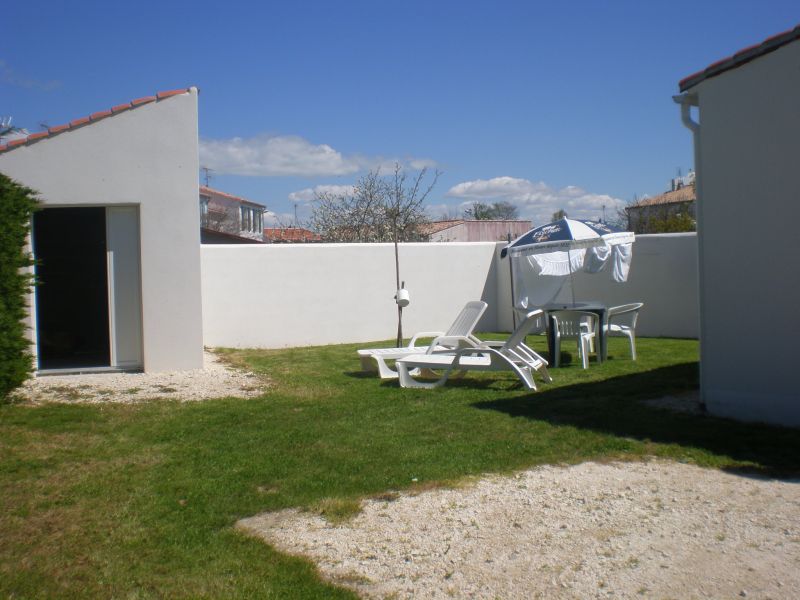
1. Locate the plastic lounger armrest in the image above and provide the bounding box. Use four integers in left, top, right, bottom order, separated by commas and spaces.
408, 331, 445, 347
426, 334, 483, 353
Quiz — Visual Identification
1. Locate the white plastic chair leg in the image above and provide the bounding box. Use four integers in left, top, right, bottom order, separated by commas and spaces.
627, 331, 637, 360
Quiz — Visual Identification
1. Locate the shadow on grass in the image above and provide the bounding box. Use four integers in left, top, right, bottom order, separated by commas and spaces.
473, 363, 800, 478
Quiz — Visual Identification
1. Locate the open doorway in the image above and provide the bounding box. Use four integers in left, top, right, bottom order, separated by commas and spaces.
33, 207, 111, 370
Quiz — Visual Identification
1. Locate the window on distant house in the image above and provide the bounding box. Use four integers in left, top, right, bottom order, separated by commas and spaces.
199, 195, 210, 226
238, 205, 264, 234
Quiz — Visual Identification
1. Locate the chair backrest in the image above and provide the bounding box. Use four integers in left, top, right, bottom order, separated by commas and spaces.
502, 309, 547, 350
550, 310, 596, 337
444, 301, 488, 337
607, 302, 643, 329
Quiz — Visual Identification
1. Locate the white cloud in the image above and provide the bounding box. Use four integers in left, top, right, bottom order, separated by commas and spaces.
445, 176, 624, 224
199, 133, 436, 178
288, 184, 356, 203
199, 134, 360, 177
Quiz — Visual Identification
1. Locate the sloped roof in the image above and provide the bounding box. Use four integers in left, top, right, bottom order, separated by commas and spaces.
200, 185, 266, 209
680, 25, 800, 91
421, 220, 465, 235
264, 227, 322, 243
0, 88, 192, 154
628, 184, 695, 209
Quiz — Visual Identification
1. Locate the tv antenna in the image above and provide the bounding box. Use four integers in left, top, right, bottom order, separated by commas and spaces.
200, 166, 214, 187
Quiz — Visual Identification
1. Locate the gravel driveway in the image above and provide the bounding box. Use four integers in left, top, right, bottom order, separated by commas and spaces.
239, 460, 800, 599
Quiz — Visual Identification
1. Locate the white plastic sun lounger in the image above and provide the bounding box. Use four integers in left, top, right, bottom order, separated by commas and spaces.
357, 300, 488, 379
395, 310, 551, 390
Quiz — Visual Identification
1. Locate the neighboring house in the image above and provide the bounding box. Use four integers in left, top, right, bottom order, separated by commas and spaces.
626, 175, 696, 234
200, 185, 266, 243
675, 25, 800, 426
0, 89, 204, 373
424, 219, 532, 242
263, 227, 322, 243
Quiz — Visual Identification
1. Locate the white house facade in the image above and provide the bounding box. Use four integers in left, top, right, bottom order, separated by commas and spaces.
0, 88, 204, 373
675, 26, 800, 426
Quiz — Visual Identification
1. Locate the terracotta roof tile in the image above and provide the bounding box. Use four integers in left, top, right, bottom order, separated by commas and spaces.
90, 110, 113, 121
157, 89, 186, 100
0, 88, 193, 154
680, 25, 800, 91
200, 185, 266, 209
130, 95, 157, 106
263, 227, 322, 243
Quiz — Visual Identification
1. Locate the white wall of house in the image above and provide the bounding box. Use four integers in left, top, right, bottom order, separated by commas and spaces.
0, 89, 204, 372
201, 233, 698, 348
686, 41, 800, 426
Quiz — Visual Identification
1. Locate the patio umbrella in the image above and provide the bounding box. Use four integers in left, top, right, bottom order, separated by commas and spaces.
501, 218, 635, 308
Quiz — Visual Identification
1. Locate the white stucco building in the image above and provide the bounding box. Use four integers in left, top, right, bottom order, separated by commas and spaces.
199, 185, 267, 244
675, 25, 800, 426
0, 88, 204, 373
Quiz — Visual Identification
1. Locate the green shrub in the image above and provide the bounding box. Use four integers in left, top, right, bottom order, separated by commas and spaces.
0, 172, 38, 399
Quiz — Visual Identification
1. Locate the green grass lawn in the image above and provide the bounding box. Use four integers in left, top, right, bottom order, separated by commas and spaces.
2, 335, 799, 598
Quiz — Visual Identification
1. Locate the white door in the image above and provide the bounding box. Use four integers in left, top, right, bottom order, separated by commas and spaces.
106, 207, 143, 369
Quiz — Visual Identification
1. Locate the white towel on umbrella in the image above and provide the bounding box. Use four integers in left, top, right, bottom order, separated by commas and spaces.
612, 243, 633, 282
530, 249, 586, 276
584, 244, 611, 273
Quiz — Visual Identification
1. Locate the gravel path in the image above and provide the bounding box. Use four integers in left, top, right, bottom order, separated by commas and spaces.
12, 351, 267, 403
239, 460, 800, 599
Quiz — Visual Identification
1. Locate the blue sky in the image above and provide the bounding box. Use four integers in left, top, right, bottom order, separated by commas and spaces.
3, 1, 798, 226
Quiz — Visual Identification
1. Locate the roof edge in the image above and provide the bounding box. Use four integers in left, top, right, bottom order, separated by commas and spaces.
680, 25, 800, 91
0, 87, 195, 154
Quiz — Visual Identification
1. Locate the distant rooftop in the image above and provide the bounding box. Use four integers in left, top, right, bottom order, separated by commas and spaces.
200, 185, 266, 209
264, 227, 322, 243
628, 183, 695, 209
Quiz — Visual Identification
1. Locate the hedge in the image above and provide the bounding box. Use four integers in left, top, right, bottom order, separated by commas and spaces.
0, 172, 38, 399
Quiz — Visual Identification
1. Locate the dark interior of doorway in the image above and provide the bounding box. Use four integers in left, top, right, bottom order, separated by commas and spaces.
33, 207, 110, 370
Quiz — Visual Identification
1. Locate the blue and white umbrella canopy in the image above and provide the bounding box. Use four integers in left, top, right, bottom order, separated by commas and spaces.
500, 218, 634, 258
501, 218, 636, 309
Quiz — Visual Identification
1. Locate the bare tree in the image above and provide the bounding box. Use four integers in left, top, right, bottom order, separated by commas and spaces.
310, 164, 440, 344
551, 208, 567, 221
309, 165, 437, 243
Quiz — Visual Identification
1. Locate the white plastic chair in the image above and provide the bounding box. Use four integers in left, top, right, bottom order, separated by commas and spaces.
395, 310, 552, 390
549, 310, 597, 369
357, 301, 488, 379
603, 302, 643, 360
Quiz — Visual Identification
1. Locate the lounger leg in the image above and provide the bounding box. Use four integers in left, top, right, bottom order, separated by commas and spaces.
540, 365, 553, 383
373, 356, 400, 380
397, 362, 451, 389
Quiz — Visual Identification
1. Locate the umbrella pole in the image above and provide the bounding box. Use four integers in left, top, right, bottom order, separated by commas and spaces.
568, 248, 577, 306
507, 234, 517, 329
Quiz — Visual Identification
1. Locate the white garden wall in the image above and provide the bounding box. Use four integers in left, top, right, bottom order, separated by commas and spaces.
201, 233, 698, 348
